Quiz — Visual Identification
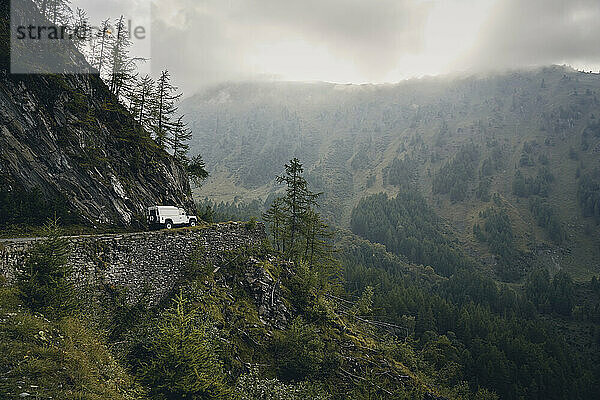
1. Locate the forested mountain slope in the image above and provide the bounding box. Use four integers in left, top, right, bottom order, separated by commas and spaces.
183, 67, 600, 280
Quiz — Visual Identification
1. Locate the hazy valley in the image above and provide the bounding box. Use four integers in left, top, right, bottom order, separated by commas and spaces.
184, 66, 600, 282
1, 0, 600, 399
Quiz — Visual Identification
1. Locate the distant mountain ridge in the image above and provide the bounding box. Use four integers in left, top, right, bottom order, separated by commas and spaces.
181, 66, 600, 280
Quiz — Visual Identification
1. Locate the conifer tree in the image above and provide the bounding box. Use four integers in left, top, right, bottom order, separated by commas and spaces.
301, 208, 333, 268
187, 154, 209, 186
265, 159, 334, 277
71, 7, 89, 52
139, 293, 229, 399
17, 218, 75, 318
263, 197, 286, 251
171, 115, 192, 161
152, 70, 182, 149
93, 18, 113, 76
275, 158, 320, 253
109, 16, 137, 98
37, 0, 48, 16
36, 0, 72, 25
128, 74, 156, 130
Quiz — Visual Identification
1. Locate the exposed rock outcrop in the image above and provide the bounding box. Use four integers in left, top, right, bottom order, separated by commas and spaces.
0, 0, 193, 226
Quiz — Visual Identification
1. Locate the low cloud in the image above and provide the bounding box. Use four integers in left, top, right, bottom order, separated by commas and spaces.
149, 0, 430, 93
141, 0, 600, 94
459, 0, 600, 72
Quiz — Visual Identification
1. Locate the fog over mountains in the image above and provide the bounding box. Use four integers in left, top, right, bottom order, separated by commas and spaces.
146, 0, 600, 91
183, 65, 600, 281
2, 0, 600, 398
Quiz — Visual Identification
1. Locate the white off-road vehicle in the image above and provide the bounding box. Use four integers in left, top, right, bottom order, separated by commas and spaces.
147, 206, 198, 229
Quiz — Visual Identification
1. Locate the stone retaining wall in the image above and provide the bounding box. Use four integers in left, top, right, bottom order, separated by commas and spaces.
0, 223, 266, 304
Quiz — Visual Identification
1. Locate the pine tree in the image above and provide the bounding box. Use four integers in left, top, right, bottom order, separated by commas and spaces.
152, 70, 182, 149
128, 74, 156, 130
171, 115, 192, 161
108, 16, 137, 99
17, 218, 75, 318
263, 197, 286, 251
276, 158, 320, 253
139, 293, 229, 399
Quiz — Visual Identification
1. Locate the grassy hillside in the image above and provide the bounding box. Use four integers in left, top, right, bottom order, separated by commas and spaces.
3, 168, 599, 400
0, 224, 486, 400
182, 66, 600, 281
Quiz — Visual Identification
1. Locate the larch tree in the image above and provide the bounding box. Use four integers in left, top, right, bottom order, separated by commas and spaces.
151, 70, 182, 149
263, 197, 286, 252
36, 0, 72, 25
171, 115, 192, 162
275, 158, 320, 253
265, 158, 334, 274
301, 208, 333, 269
93, 18, 113, 77
186, 154, 209, 187
108, 16, 137, 99
128, 74, 156, 130
71, 7, 89, 53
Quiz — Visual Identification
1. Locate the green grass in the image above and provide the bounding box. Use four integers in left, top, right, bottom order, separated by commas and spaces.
0, 285, 144, 400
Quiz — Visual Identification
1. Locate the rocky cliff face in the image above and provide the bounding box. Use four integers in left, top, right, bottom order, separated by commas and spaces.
0, 72, 193, 226
0, 0, 193, 227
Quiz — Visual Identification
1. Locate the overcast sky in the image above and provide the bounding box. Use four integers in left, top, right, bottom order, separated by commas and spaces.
75, 0, 600, 94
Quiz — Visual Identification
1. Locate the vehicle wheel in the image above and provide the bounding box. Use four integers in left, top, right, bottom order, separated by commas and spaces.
190, 220, 196, 227
165, 220, 173, 230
